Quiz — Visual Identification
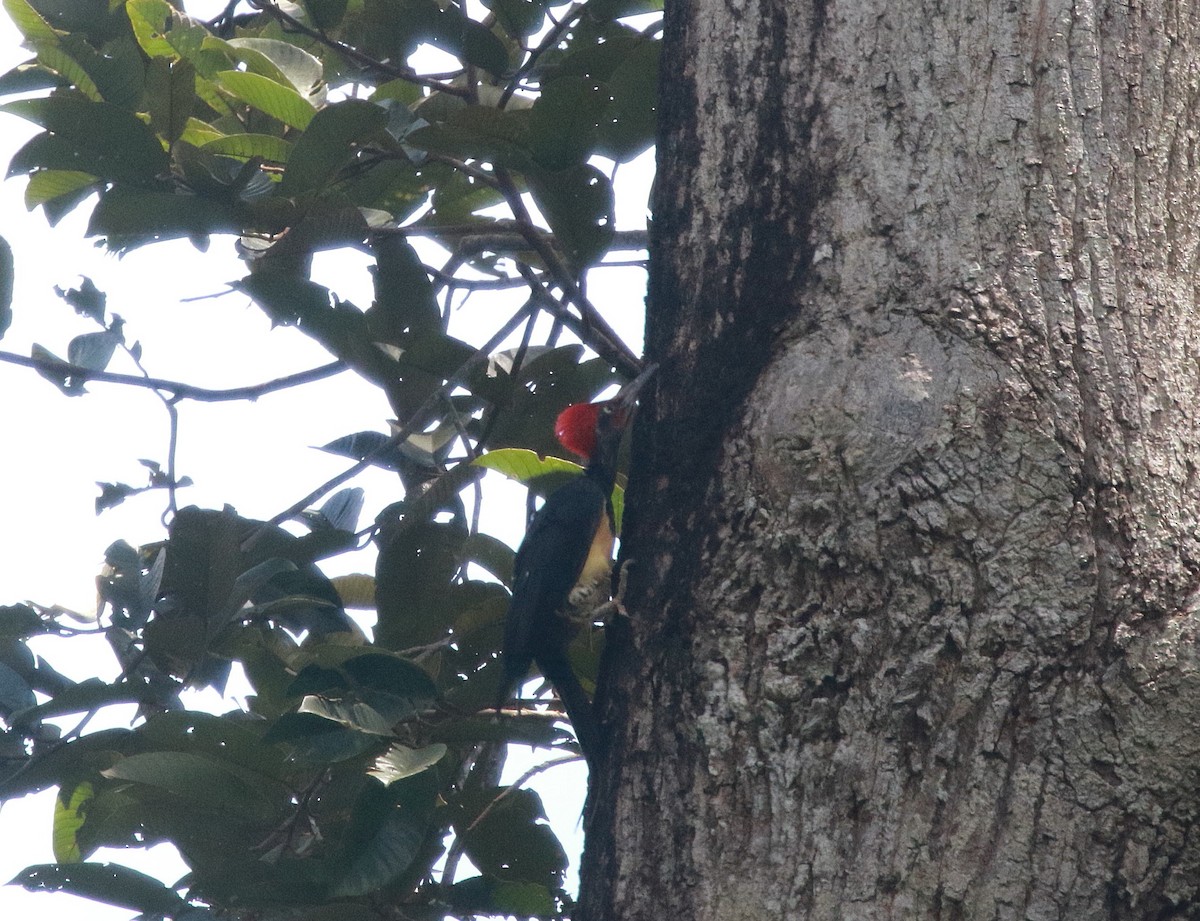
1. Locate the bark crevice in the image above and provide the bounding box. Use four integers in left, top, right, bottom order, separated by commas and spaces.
583, 1, 1200, 918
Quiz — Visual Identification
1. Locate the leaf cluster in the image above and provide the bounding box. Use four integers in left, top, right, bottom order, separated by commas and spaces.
0, 461, 606, 919
0, 0, 660, 917
1, 0, 659, 276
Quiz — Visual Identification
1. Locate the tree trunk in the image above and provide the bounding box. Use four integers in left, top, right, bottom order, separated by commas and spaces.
582, 1, 1200, 918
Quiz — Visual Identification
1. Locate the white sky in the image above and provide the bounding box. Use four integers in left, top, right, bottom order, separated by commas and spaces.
0, 2, 651, 917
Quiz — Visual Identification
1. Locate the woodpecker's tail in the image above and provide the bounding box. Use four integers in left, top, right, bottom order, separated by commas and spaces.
495, 651, 532, 714
535, 650, 601, 767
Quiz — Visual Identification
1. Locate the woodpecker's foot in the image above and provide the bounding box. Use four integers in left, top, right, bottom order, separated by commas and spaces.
590, 559, 633, 624
611, 558, 632, 619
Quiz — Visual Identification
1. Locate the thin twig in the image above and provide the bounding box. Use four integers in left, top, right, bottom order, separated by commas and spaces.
257, 302, 536, 534
375, 224, 649, 252
246, 0, 472, 97
426, 258, 534, 294
424, 154, 501, 187
112, 335, 184, 517
0, 351, 348, 401
499, 2, 589, 107
461, 753, 583, 837
514, 262, 640, 377
493, 169, 640, 375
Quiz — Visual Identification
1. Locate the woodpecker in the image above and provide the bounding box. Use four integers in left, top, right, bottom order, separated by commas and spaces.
498, 364, 657, 765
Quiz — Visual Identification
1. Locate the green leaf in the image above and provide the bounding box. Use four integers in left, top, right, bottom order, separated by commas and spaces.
15, 1, 128, 38
143, 56, 195, 145
368, 742, 447, 784
526, 162, 615, 271
0, 235, 11, 339
40, 181, 96, 226
55, 276, 105, 321
226, 37, 324, 98
473, 448, 583, 482
315, 487, 365, 532
0, 661, 36, 713
299, 694, 397, 734
9, 133, 87, 176
289, 652, 437, 731
52, 781, 93, 863
0, 727, 130, 799
101, 751, 285, 821
457, 787, 567, 887
423, 169, 507, 224
421, 9, 510, 76
178, 116, 225, 147
59, 34, 145, 109
10, 678, 145, 727
0, 604, 44, 638
302, 0, 349, 30
66, 330, 119, 373
596, 40, 659, 161
126, 0, 207, 63
280, 99, 388, 197
22, 32, 145, 108
374, 519, 468, 649
461, 532, 516, 586
87, 188, 240, 250
70, 788, 141, 858
136, 710, 290, 779
541, 19, 643, 83
406, 105, 530, 169
11, 863, 187, 915
330, 770, 438, 898
29, 40, 101, 101
2, 0, 57, 42
23, 169, 97, 209
216, 70, 315, 130
155, 505, 349, 658
2, 97, 170, 185
0, 61, 66, 97
448, 876, 560, 917
341, 652, 438, 699
528, 76, 609, 169
262, 711, 380, 763
367, 236, 439, 342
481, 0, 548, 37
476, 447, 627, 529
228, 558, 299, 619
155, 505, 244, 645
371, 77, 422, 106
200, 132, 292, 163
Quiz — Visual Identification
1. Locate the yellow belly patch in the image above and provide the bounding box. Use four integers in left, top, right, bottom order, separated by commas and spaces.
568, 514, 614, 608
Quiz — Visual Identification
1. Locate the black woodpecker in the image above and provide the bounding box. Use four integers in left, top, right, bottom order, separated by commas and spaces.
498, 364, 657, 766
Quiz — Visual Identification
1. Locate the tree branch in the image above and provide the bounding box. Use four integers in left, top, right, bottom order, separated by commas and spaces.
257, 302, 538, 532
0, 350, 348, 402
492, 169, 641, 376
246, 0, 472, 97
514, 262, 642, 378
375, 224, 649, 254
500, 2, 589, 107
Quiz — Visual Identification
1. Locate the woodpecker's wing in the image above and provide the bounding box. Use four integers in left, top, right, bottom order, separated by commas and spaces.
500, 475, 610, 697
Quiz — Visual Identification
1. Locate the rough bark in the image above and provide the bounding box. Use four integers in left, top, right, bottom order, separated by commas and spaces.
583, 1, 1200, 918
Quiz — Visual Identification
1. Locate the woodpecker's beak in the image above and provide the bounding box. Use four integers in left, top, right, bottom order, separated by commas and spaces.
612, 362, 658, 414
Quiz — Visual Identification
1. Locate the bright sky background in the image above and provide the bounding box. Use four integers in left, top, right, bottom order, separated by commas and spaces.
0, 2, 651, 917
